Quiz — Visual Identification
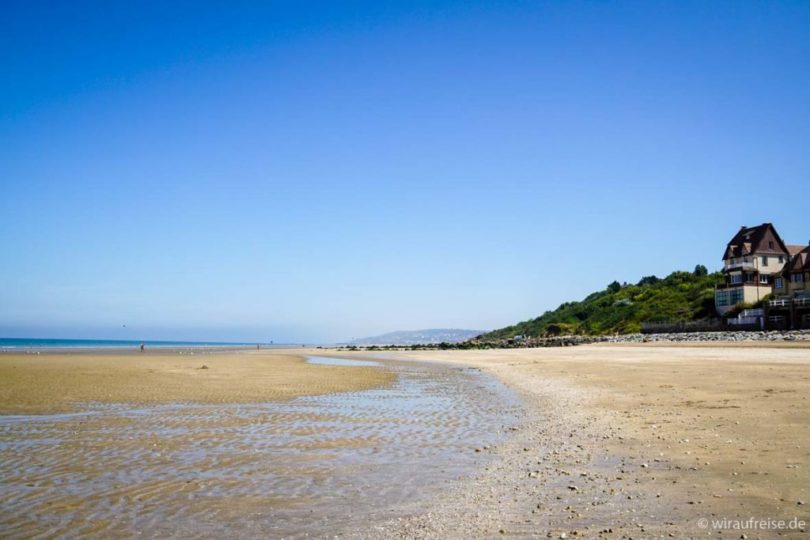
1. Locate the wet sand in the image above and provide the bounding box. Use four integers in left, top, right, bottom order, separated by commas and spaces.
349, 344, 810, 538
3, 344, 809, 538
0, 350, 394, 414
0, 352, 520, 539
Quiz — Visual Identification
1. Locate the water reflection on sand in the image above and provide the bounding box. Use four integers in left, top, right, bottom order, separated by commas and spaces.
0, 356, 522, 539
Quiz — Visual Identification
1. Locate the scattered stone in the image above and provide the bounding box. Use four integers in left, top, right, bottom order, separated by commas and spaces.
469, 330, 810, 349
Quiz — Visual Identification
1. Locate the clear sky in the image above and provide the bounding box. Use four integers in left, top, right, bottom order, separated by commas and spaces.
2, 1, 809, 343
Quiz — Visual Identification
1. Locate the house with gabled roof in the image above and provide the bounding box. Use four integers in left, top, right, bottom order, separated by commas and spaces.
715, 223, 790, 315
774, 245, 810, 295
769, 244, 810, 329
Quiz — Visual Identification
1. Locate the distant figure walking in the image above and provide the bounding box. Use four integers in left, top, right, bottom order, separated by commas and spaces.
140, 343, 145, 353
256, 344, 260, 350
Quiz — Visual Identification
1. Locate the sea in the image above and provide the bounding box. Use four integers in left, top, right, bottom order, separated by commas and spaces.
0, 338, 287, 350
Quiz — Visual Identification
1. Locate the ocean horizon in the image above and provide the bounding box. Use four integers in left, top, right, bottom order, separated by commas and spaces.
0, 337, 294, 350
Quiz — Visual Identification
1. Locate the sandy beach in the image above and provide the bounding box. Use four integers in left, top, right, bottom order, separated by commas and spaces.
348, 343, 810, 538
2, 344, 809, 538
0, 349, 515, 538
6, 0, 809, 536
0, 350, 394, 414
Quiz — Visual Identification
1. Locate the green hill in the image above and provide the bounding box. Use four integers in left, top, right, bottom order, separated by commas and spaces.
481, 268, 724, 339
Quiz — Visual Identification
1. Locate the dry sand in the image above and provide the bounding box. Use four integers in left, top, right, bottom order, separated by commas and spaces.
0, 350, 394, 414
2, 344, 809, 538
346, 344, 810, 538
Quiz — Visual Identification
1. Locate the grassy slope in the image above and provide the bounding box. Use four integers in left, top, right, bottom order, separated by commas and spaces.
482, 271, 724, 338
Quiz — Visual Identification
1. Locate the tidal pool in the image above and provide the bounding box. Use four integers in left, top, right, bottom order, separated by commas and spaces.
305, 355, 381, 367
0, 356, 522, 538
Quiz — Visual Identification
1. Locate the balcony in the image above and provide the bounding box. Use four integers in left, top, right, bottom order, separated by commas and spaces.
716, 282, 745, 290
724, 259, 757, 272
716, 280, 765, 290
767, 296, 810, 309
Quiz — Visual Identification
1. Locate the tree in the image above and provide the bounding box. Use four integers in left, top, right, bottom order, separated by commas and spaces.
693, 264, 708, 277
607, 281, 622, 293
637, 275, 660, 286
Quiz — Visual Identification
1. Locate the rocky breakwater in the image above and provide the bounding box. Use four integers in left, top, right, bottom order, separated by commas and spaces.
609, 329, 810, 343
350, 330, 810, 351
468, 329, 810, 349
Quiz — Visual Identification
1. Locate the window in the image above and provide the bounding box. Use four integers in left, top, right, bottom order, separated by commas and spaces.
762, 256, 769, 266
769, 241, 774, 249
775, 277, 784, 289
716, 287, 746, 307
730, 274, 743, 284
793, 273, 805, 283
779, 256, 784, 264
729, 288, 745, 305
760, 275, 769, 284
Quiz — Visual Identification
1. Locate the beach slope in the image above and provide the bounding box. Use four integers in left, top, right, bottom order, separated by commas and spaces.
356, 344, 810, 538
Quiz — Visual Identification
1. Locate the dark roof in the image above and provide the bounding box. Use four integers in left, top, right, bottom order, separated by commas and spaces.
777, 246, 810, 276
723, 223, 789, 260
787, 245, 806, 256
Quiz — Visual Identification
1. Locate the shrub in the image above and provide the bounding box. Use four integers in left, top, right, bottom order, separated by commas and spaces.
479, 270, 724, 338
637, 275, 660, 286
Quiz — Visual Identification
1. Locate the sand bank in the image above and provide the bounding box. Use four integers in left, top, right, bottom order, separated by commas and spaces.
0, 353, 518, 539
348, 344, 810, 538
0, 350, 394, 414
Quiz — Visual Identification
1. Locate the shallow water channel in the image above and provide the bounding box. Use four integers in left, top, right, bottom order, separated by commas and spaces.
0, 356, 522, 538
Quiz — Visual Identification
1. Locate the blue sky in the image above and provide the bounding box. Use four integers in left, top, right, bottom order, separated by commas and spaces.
2, 1, 809, 343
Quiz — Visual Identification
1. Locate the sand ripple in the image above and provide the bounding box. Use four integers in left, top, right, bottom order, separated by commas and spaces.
0, 357, 521, 538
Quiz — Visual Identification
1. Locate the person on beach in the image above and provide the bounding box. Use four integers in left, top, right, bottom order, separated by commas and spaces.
140, 343, 145, 352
